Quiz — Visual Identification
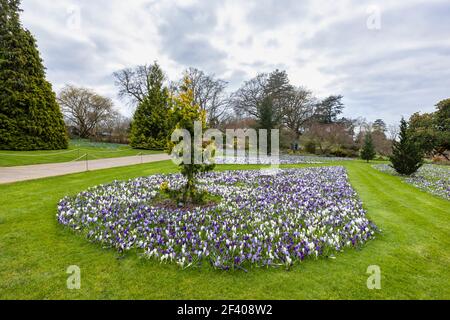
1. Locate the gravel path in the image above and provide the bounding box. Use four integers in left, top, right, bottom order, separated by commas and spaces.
0, 154, 171, 184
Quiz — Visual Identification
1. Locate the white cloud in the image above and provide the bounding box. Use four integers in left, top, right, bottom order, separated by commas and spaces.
20, 0, 450, 123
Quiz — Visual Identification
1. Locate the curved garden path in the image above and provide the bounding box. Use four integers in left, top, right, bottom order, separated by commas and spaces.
0, 154, 170, 184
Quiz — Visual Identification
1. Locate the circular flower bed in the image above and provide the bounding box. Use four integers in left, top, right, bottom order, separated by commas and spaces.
57, 167, 377, 270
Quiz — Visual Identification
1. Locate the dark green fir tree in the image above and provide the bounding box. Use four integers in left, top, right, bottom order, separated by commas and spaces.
257, 96, 282, 154
389, 118, 424, 175
360, 132, 376, 162
0, 0, 68, 150
129, 62, 172, 150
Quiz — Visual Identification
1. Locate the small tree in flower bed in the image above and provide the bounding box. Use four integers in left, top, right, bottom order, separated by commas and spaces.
166, 76, 215, 204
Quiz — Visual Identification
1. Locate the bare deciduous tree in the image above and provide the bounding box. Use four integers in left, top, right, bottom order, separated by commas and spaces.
231, 73, 268, 118
387, 124, 400, 141
305, 122, 354, 154
96, 112, 131, 144
356, 120, 393, 156
58, 85, 115, 138
181, 67, 229, 127
283, 87, 315, 139
113, 64, 159, 106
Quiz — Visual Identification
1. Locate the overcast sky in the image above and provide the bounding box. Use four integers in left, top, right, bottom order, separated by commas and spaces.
21, 0, 450, 124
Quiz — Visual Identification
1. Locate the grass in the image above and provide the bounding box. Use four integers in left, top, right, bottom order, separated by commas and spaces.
0, 160, 449, 299
0, 139, 161, 167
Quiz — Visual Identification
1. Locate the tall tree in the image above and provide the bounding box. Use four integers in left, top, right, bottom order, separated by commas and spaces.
360, 132, 376, 162
256, 96, 283, 153
0, 0, 68, 150
129, 62, 172, 150
408, 112, 436, 156
232, 73, 268, 118
390, 118, 424, 175
409, 99, 450, 159
283, 87, 315, 140
233, 69, 291, 130
314, 95, 344, 124
257, 97, 281, 130
58, 85, 115, 139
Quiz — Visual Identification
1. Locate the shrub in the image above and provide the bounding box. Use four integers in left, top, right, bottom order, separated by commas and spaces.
304, 141, 316, 154
389, 118, 424, 175
330, 147, 347, 158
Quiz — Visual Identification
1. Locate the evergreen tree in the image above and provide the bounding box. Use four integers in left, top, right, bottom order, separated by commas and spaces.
264, 69, 293, 99
389, 118, 424, 175
257, 96, 282, 154
129, 62, 171, 150
314, 95, 344, 124
167, 76, 215, 203
360, 132, 376, 162
0, 0, 68, 150
373, 119, 387, 133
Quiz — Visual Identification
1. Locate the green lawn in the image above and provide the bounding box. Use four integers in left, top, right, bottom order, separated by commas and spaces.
0, 139, 161, 167
0, 160, 449, 299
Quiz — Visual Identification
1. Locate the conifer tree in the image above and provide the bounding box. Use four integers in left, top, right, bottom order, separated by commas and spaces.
257, 96, 282, 154
167, 76, 215, 203
0, 0, 68, 150
360, 132, 376, 162
389, 118, 424, 175
129, 62, 171, 150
